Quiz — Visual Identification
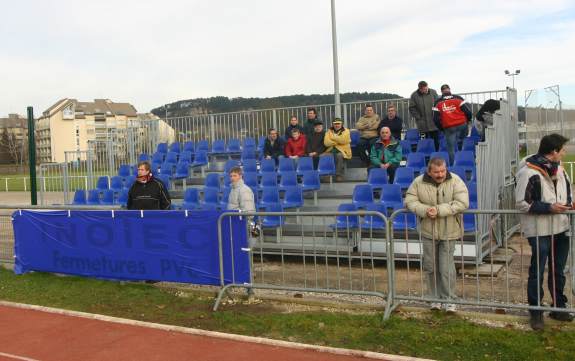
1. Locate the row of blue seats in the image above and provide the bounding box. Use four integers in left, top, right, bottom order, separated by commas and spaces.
72, 188, 128, 206
156, 138, 265, 155
399, 136, 478, 158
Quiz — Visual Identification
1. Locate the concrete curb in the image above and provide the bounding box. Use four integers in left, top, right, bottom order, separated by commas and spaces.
0, 300, 433, 361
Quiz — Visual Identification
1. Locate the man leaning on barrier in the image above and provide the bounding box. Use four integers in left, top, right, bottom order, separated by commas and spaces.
404, 157, 469, 313
515, 133, 573, 331
127, 161, 171, 210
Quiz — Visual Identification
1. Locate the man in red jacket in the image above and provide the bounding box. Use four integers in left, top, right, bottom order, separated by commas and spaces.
432, 84, 472, 165
285, 128, 307, 159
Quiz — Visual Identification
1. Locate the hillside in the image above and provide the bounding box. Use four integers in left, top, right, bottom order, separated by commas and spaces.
151, 92, 403, 118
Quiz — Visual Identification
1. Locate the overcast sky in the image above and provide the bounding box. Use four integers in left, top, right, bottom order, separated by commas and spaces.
1, 0, 575, 116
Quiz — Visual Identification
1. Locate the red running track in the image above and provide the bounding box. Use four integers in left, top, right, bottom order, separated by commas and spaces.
0, 304, 426, 361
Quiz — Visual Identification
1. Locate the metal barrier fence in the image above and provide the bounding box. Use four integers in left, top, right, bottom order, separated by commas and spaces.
2, 207, 575, 321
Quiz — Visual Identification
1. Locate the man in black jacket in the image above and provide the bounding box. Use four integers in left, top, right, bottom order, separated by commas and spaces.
127, 161, 171, 210
377, 104, 403, 141
306, 120, 327, 169
263, 128, 284, 165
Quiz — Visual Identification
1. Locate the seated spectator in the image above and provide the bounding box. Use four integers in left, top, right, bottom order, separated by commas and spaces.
306, 120, 327, 168
377, 104, 403, 141
324, 118, 352, 182
356, 104, 381, 165
284, 115, 305, 140
285, 128, 307, 159
474, 99, 500, 141
263, 128, 284, 165
369, 127, 402, 183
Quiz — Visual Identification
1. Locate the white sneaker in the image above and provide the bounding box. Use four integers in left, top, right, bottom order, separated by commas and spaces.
430, 303, 442, 310
444, 303, 457, 313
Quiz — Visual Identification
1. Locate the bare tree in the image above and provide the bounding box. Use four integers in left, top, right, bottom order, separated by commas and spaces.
0, 126, 28, 169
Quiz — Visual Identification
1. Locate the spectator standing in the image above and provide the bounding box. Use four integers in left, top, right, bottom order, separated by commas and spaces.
355, 104, 381, 165
433, 84, 472, 165
377, 104, 403, 141
127, 161, 171, 210
227, 166, 259, 238
369, 126, 402, 183
324, 118, 352, 182
306, 120, 327, 169
303, 108, 323, 140
284, 115, 305, 140
263, 128, 284, 165
409, 81, 440, 149
474, 99, 500, 141
284, 128, 307, 159
404, 157, 469, 313
515, 134, 573, 331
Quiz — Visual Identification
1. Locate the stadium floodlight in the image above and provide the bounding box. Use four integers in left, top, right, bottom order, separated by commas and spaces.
504, 69, 520, 89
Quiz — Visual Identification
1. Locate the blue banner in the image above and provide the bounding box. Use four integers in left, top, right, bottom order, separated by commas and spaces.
12, 210, 250, 285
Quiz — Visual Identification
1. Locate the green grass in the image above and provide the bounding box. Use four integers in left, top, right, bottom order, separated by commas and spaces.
0, 171, 110, 192
2, 267, 575, 360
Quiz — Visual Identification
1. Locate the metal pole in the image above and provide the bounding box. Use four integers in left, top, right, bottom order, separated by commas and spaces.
27, 106, 37, 205
330, 0, 341, 118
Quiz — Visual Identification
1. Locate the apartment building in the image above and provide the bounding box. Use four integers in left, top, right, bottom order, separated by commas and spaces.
0, 113, 28, 164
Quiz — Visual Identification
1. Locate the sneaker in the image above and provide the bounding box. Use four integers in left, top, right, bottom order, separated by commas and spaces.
530, 311, 544, 331
430, 303, 442, 311
549, 310, 574, 322
444, 303, 457, 313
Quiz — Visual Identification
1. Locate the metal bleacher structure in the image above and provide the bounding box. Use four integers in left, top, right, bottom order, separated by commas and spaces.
39, 89, 519, 263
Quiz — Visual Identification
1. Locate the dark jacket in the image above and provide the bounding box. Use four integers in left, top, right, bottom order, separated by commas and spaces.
127, 177, 171, 210
303, 117, 323, 139
306, 130, 327, 155
284, 124, 305, 140
377, 115, 403, 140
409, 88, 439, 132
264, 137, 284, 158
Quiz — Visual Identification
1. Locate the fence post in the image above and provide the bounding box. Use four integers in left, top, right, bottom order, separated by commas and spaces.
23, 177, 27, 192
4, 178, 7, 192
27, 106, 37, 205
62, 163, 70, 205
272, 109, 277, 130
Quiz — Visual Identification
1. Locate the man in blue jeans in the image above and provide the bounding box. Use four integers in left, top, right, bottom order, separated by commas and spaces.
433, 84, 472, 165
515, 134, 573, 330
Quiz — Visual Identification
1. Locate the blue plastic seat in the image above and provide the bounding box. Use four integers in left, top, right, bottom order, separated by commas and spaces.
278, 157, 295, 176
156, 174, 171, 190
244, 137, 256, 149
296, 157, 314, 175
160, 162, 175, 177
169, 142, 181, 154
461, 137, 476, 152
469, 127, 481, 142
151, 152, 165, 163
360, 203, 387, 230
204, 173, 221, 191
399, 140, 412, 159
179, 151, 193, 164
191, 151, 208, 168
301, 170, 321, 192
86, 189, 100, 205
467, 182, 477, 203
117, 189, 129, 207
72, 189, 86, 205
317, 154, 336, 176
210, 139, 226, 154
430, 151, 449, 165
278, 171, 299, 191
258, 187, 281, 208
219, 187, 232, 210
118, 164, 131, 178
242, 159, 258, 173
96, 176, 109, 190
165, 151, 178, 164
367, 168, 388, 190
150, 161, 162, 174
183, 141, 195, 153
259, 203, 285, 228
241, 172, 258, 189
202, 187, 220, 209
416, 138, 436, 155
439, 137, 448, 152
352, 184, 374, 209
138, 154, 150, 162
182, 188, 200, 210
454, 151, 475, 167
196, 140, 209, 152
393, 167, 416, 190
389, 204, 417, 231
173, 162, 190, 180
156, 142, 168, 154
464, 200, 478, 232
241, 148, 256, 161
404, 129, 420, 142
406, 152, 426, 169
281, 186, 304, 209
350, 131, 360, 147
110, 176, 124, 193
259, 172, 278, 190
227, 138, 242, 153
330, 203, 359, 230
100, 189, 115, 205
380, 184, 403, 209
257, 136, 266, 154
259, 158, 276, 175
224, 159, 241, 174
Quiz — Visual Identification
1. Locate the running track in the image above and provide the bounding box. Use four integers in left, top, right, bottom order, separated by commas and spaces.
0, 302, 430, 361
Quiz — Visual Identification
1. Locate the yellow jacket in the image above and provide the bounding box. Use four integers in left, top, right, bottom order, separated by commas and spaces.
324, 128, 352, 159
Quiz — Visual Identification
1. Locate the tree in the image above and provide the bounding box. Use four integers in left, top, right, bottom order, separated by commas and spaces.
0, 127, 28, 168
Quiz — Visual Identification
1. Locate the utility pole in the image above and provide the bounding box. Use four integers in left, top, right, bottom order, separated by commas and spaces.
330, 0, 341, 119
27, 106, 37, 205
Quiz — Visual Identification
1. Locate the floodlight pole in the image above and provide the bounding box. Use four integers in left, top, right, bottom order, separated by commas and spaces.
331, 0, 341, 119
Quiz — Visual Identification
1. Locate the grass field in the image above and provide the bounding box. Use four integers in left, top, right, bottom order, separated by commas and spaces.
2, 267, 575, 361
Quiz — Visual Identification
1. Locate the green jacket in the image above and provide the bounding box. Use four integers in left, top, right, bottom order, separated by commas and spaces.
369, 138, 402, 167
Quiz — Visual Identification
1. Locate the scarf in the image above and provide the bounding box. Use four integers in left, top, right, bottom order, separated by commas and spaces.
330, 126, 345, 135
137, 173, 152, 183
528, 153, 559, 177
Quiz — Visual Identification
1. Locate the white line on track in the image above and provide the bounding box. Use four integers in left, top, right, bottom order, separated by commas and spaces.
0, 352, 40, 361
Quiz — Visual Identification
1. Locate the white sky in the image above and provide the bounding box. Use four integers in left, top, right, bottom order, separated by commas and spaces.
1, 0, 575, 115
